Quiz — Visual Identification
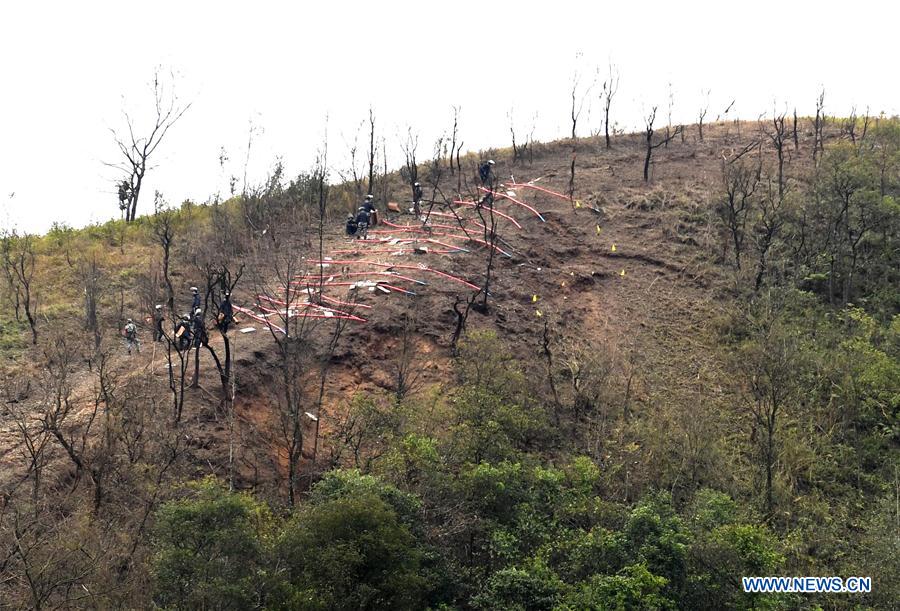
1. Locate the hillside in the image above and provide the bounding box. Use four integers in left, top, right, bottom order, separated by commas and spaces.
0, 118, 898, 609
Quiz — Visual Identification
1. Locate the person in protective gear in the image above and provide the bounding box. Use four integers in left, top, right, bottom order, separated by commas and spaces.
479, 159, 495, 185
192, 308, 207, 348
355, 207, 371, 240
345, 214, 358, 237
117, 180, 130, 212
190, 286, 201, 311
217, 292, 234, 333
124, 318, 140, 354
362, 194, 378, 225
174, 315, 193, 351
154, 304, 165, 342
413, 182, 424, 215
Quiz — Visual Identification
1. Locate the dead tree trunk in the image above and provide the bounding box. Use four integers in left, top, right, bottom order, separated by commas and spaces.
698, 90, 710, 142
2, 233, 39, 345
367, 107, 376, 197
643, 107, 682, 182
813, 89, 825, 166
766, 113, 788, 201
792, 108, 799, 151
601, 62, 619, 150
449, 106, 460, 174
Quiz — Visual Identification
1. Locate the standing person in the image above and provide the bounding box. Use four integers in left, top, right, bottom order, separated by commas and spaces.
478, 159, 495, 186
362, 194, 378, 226
355, 207, 371, 240
153, 304, 165, 342
123, 318, 140, 355
412, 182, 424, 216
192, 308, 207, 348
217, 291, 234, 333
190, 286, 201, 312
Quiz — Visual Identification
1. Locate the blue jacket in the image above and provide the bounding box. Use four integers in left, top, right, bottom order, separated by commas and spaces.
479, 162, 492, 183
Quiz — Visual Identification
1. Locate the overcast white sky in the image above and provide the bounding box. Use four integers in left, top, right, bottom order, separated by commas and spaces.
1, 0, 897, 233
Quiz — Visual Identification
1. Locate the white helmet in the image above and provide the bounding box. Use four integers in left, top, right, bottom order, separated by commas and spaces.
195, 308, 202, 315
190, 286, 198, 293
488, 160, 495, 165
155, 304, 162, 310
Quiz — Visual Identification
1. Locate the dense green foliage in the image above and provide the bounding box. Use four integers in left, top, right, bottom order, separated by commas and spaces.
153, 468, 790, 609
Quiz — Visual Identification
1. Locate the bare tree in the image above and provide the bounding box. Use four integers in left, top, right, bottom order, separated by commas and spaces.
643, 107, 683, 182
449, 106, 460, 174
107, 69, 190, 222
240, 119, 261, 197
526, 112, 537, 164
859, 106, 871, 147
255, 238, 314, 506
752, 177, 786, 291
509, 108, 521, 163
764, 111, 788, 201
540, 319, 563, 426
401, 127, 420, 213
80, 255, 102, 349
569, 57, 594, 141
367, 107, 376, 196
380, 135, 391, 209
471, 167, 503, 310
38, 337, 118, 514
8, 400, 51, 505
450, 292, 478, 356
252, 151, 353, 503
698, 89, 710, 141
151, 198, 176, 314
600, 61, 620, 149
721, 99, 736, 139
392, 307, 424, 403
813, 88, 826, 166
842, 106, 859, 144
1, 232, 39, 345
340, 120, 366, 200
665, 83, 677, 147
792, 108, 799, 151
200, 265, 243, 395
717, 145, 761, 269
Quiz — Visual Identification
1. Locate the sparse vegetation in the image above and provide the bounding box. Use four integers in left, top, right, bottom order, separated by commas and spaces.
0, 112, 897, 610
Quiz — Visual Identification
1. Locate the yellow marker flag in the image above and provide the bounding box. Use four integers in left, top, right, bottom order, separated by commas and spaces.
535, 309, 543, 317
574, 200, 582, 208
596, 225, 601, 235
619, 269, 626, 277
532, 294, 538, 303
611, 244, 617, 252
